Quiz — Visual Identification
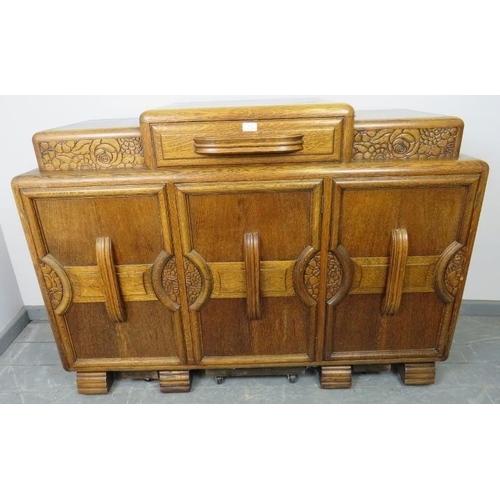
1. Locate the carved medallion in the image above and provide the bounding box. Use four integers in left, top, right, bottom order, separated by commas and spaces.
40, 260, 64, 310
39, 254, 73, 315
303, 252, 343, 302
153, 252, 205, 310
184, 258, 203, 306
434, 242, 468, 304
326, 253, 343, 301
304, 254, 321, 301
353, 127, 459, 161
161, 257, 181, 305
444, 248, 467, 298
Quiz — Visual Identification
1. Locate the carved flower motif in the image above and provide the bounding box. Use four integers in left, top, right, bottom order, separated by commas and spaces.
67, 154, 95, 170
388, 129, 420, 158
118, 137, 143, 156
353, 126, 459, 161
162, 258, 180, 304
364, 143, 390, 160
304, 255, 321, 300
89, 139, 122, 169
303, 252, 343, 302
40, 261, 63, 309
326, 254, 342, 301
39, 138, 145, 171
184, 259, 202, 305
445, 249, 466, 297
352, 130, 392, 160
419, 127, 458, 159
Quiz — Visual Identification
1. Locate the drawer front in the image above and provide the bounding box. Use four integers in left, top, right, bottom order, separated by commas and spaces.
141, 104, 354, 167
150, 118, 344, 166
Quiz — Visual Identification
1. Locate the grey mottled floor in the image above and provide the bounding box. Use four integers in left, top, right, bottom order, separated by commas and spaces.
1, 316, 499, 404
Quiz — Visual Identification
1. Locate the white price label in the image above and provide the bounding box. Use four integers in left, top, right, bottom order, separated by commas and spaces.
242, 122, 258, 132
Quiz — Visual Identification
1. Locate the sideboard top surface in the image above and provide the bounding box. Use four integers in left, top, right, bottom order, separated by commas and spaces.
32, 103, 465, 173
46, 109, 456, 133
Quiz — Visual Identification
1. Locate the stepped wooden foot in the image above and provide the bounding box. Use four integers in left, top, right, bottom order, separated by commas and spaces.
321, 366, 352, 389
77, 372, 114, 395
159, 371, 191, 393
398, 363, 436, 386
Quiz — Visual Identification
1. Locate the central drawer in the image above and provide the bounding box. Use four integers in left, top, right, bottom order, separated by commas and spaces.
140, 103, 354, 167
151, 118, 343, 166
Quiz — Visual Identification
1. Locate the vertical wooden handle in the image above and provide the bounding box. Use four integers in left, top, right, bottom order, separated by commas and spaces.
96, 237, 126, 323
244, 232, 261, 321
382, 229, 408, 315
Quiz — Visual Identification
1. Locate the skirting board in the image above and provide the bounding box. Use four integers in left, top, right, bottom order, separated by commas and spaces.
0, 308, 30, 357
25, 301, 500, 321
459, 301, 500, 317
25, 306, 50, 321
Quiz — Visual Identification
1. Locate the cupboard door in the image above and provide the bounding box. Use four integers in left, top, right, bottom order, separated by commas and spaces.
325, 174, 482, 363
21, 185, 187, 369
174, 180, 323, 365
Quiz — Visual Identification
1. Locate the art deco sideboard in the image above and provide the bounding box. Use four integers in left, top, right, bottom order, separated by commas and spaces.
12, 103, 488, 394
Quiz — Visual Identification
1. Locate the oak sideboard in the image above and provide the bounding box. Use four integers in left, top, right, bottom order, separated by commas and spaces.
12, 102, 488, 394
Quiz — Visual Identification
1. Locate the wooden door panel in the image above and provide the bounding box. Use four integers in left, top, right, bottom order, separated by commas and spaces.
66, 302, 180, 360
330, 294, 444, 353
199, 297, 312, 358
23, 186, 186, 368
187, 190, 315, 261
325, 175, 481, 362
175, 180, 323, 364
34, 192, 166, 266
338, 186, 467, 257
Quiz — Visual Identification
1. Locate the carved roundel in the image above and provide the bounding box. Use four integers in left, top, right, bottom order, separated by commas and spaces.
183, 257, 203, 306
41, 261, 64, 310
325, 253, 343, 301
434, 242, 468, 304
160, 256, 181, 306
296, 246, 352, 307
303, 253, 343, 302
152, 251, 209, 311
444, 248, 467, 298
39, 254, 73, 315
303, 254, 321, 301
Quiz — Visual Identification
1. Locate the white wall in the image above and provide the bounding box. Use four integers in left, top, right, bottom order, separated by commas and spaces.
1, 96, 498, 306
0, 223, 23, 331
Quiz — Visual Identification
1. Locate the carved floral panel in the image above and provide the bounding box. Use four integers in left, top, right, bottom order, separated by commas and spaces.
352, 127, 459, 161
445, 248, 467, 298
40, 260, 64, 310
39, 138, 146, 171
160, 256, 203, 307
304, 252, 343, 302
161, 257, 181, 305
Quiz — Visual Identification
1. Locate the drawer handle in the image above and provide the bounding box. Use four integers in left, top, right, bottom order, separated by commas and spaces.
96, 237, 126, 323
244, 232, 261, 320
194, 134, 304, 155
382, 229, 408, 315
